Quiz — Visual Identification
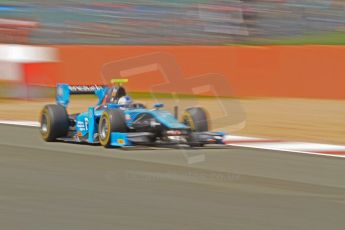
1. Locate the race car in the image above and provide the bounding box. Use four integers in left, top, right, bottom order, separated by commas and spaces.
39, 79, 226, 147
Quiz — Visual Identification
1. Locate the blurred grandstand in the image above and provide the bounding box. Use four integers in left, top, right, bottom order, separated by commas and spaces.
0, 0, 344, 45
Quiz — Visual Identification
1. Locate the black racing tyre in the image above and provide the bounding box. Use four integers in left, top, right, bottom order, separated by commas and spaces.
182, 107, 209, 132
40, 104, 69, 142
99, 109, 127, 147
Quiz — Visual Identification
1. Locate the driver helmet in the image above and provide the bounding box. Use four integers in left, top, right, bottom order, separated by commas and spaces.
118, 96, 132, 107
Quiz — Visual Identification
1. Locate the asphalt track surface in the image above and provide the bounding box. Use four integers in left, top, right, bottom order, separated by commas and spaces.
0, 124, 345, 230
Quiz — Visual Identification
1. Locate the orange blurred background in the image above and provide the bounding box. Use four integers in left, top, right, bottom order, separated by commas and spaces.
23, 45, 345, 99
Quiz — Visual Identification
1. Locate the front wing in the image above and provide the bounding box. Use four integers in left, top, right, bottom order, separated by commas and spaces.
110, 131, 226, 147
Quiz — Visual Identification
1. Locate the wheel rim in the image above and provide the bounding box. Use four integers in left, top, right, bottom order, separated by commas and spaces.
100, 117, 109, 140
183, 117, 189, 126
41, 113, 48, 134
183, 113, 194, 131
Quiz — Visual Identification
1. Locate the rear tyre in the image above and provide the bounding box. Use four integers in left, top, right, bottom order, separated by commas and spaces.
99, 109, 127, 147
40, 104, 69, 142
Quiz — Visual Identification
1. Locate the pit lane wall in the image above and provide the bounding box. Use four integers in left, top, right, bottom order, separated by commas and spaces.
22, 45, 345, 99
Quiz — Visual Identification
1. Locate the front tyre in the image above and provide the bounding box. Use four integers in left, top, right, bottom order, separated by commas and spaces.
40, 104, 69, 142
182, 107, 209, 132
182, 107, 209, 147
99, 109, 127, 147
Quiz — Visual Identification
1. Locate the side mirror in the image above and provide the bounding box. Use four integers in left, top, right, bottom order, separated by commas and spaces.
154, 103, 164, 109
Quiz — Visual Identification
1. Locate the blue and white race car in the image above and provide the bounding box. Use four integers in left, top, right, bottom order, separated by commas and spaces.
40, 79, 226, 147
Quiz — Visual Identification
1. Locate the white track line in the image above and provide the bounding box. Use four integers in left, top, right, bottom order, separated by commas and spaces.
223, 135, 264, 141
232, 142, 345, 152
223, 136, 345, 159
0, 120, 39, 127
0, 120, 345, 159
229, 143, 345, 159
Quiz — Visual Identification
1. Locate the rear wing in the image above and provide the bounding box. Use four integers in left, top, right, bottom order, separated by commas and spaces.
56, 84, 108, 107
68, 85, 105, 94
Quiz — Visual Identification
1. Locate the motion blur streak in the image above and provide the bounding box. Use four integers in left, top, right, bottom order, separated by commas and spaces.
0, 0, 344, 45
